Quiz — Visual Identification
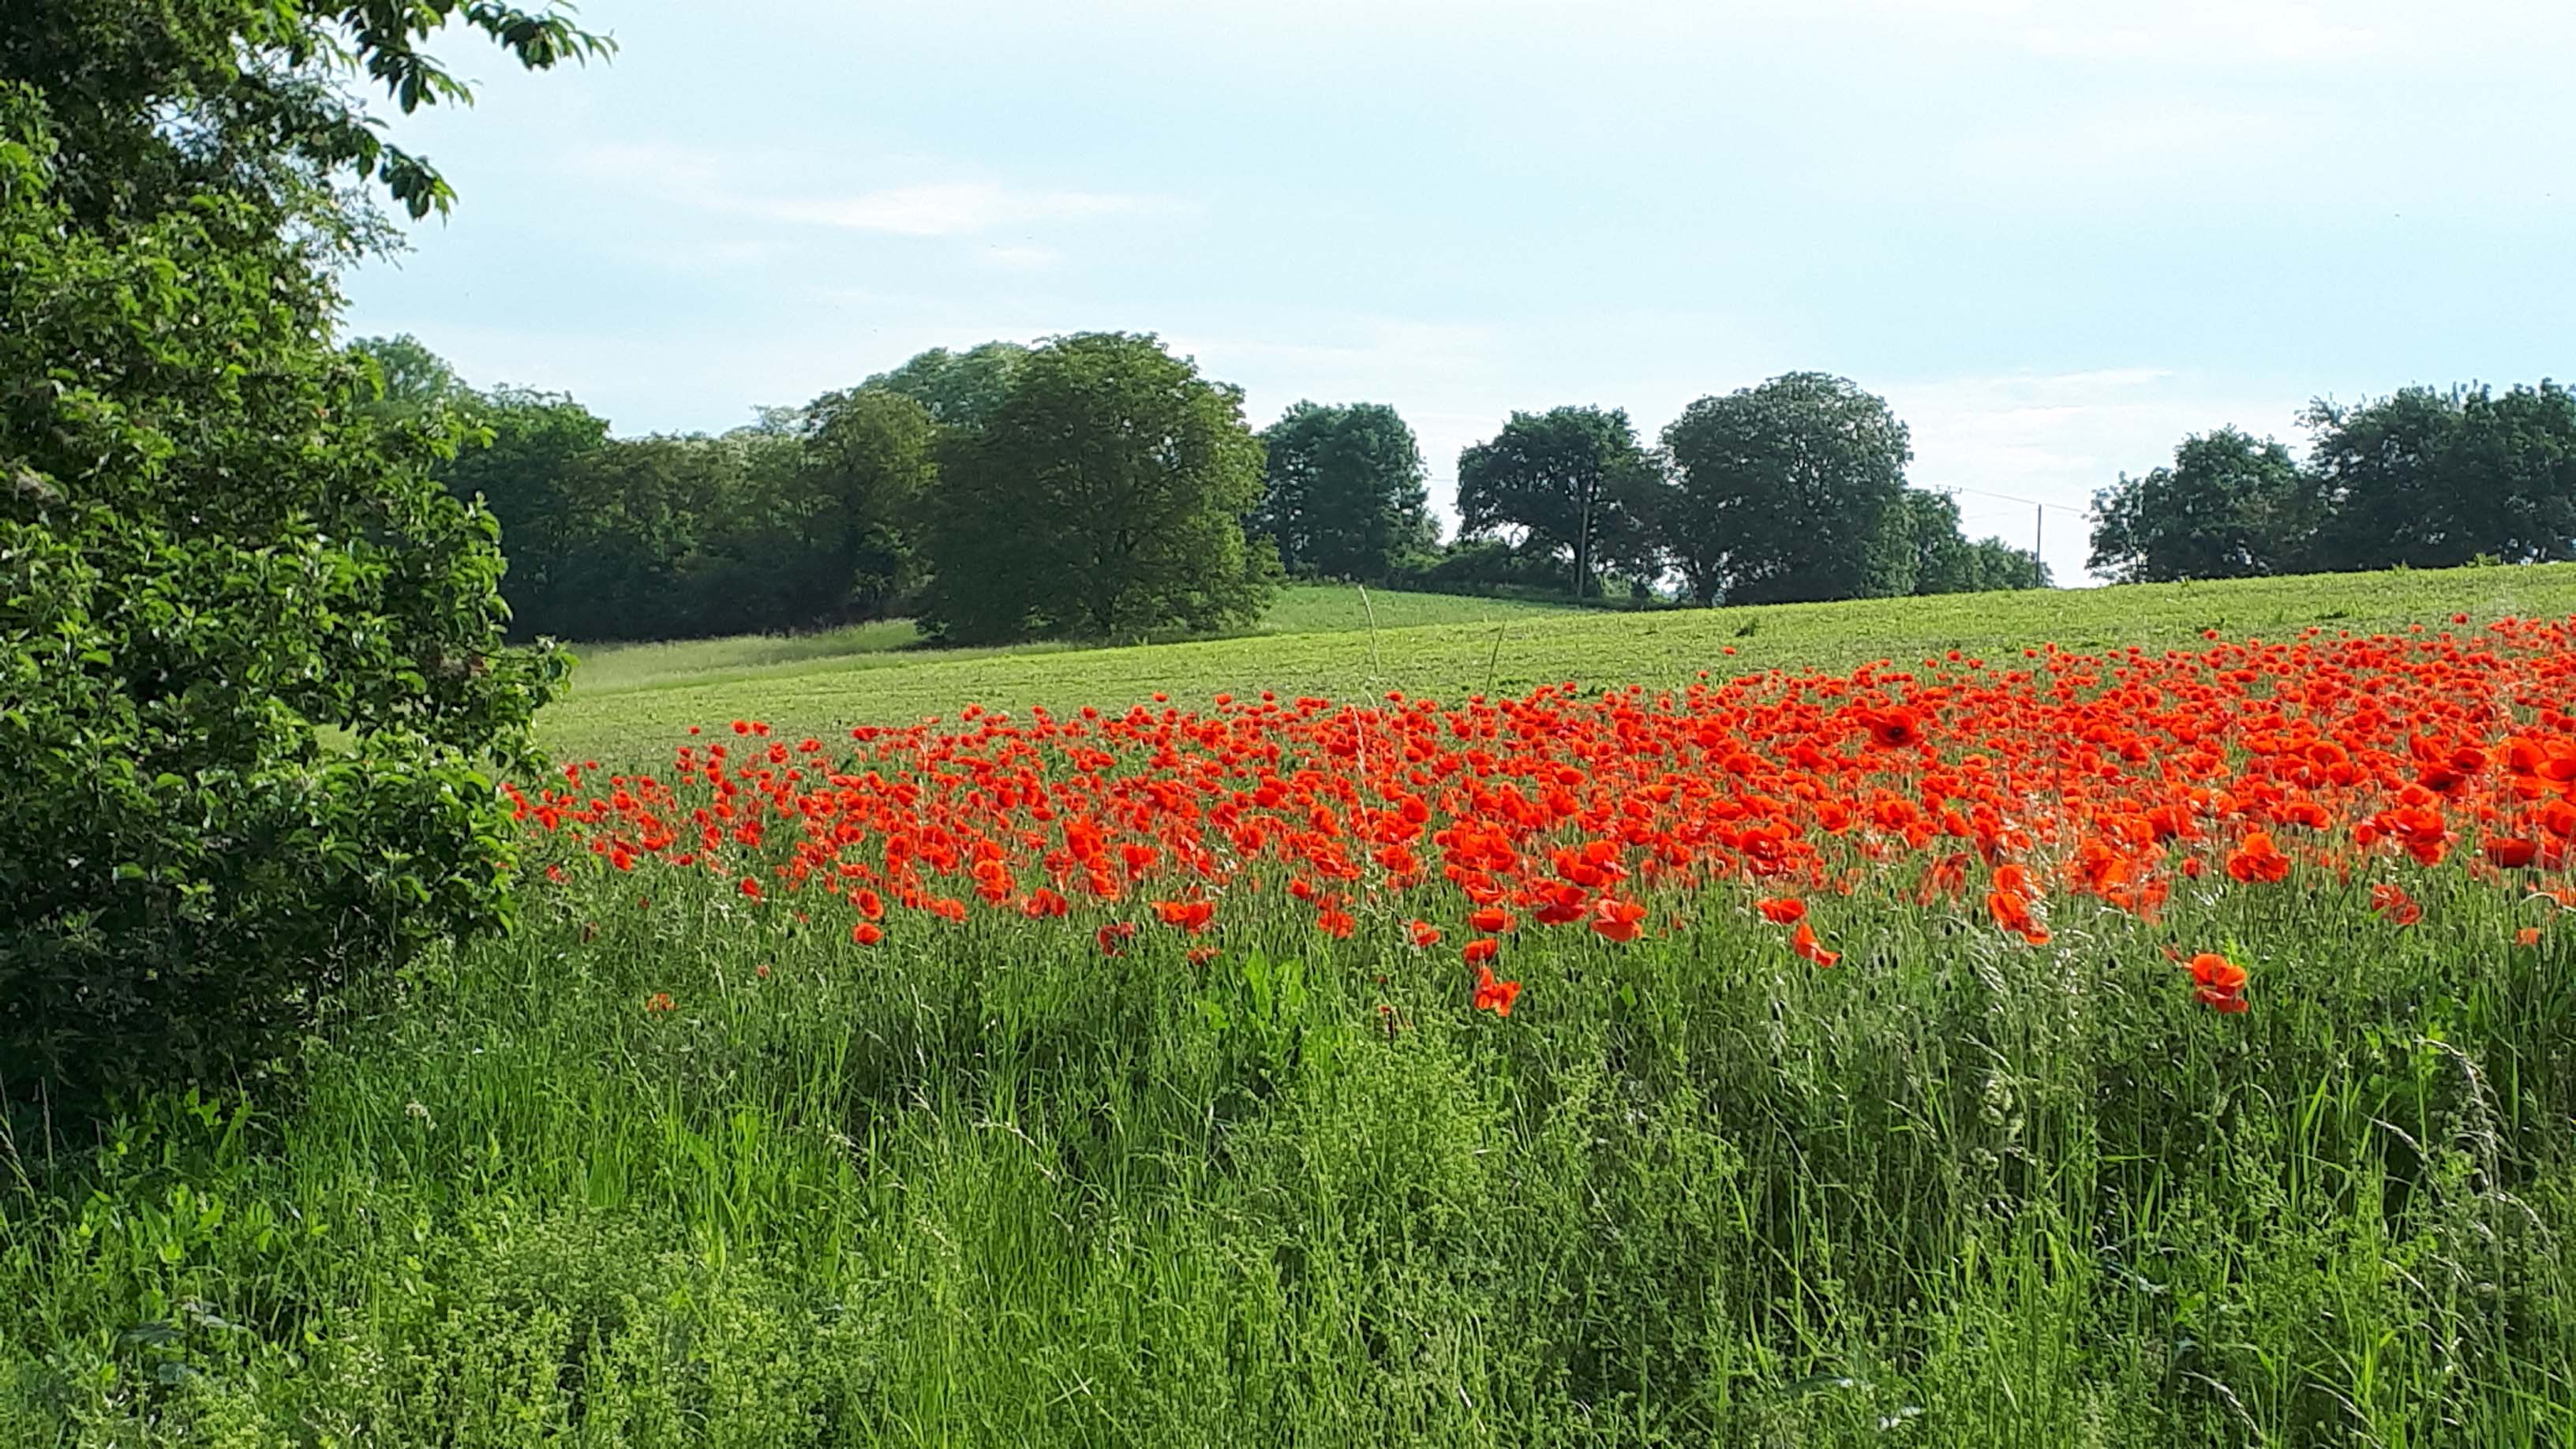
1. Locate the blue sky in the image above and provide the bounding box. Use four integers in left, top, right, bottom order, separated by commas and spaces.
346, 0, 2576, 582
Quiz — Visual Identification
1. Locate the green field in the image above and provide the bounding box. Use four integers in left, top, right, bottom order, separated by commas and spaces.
546, 565, 2576, 762
556, 582, 1587, 713
9, 564, 2576, 1447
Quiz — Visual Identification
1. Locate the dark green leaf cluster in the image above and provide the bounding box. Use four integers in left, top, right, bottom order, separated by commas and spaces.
1904, 490, 2053, 595
2, 87, 565, 1103
1649, 373, 1920, 605
2088, 428, 2320, 583
407, 334, 1282, 647
414, 380, 938, 642
860, 342, 1029, 432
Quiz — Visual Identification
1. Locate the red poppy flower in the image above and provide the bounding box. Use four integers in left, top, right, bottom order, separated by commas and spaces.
1589, 897, 1647, 943
2483, 837, 2538, 870
1472, 964, 1523, 1017
2225, 832, 2292, 885
1859, 706, 1926, 749
1789, 920, 1840, 968
1756, 896, 1807, 924
2187, 952, 2249, 1013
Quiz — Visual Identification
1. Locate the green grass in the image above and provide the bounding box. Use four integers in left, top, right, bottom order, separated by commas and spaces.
560, 582, 1582, 700
545, 564, 2576, 762
565, 618, 933, 694
6, 563, 2576, 1445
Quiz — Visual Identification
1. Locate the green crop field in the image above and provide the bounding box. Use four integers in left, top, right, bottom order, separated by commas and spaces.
9, 564, 2576, 1447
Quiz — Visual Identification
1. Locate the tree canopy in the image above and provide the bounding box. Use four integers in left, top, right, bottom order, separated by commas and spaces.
921, 334, 1276, 643
1252, 402, 1438, 582
864, 343, 1031, 433
353, 332, 471, 421
1654, 373, 1916, 605
1, 0, 609, 249
436, 383, 615, 634
770, 388, 941, 621
2301, 384, 2576, 572
1455, 407, 1653, 598
2087, 429, 2308, 584
2088, 386, 2576, 582
1904, 490, 2050, 595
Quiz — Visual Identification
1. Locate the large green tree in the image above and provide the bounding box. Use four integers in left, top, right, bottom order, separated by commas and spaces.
1655, 373, 1916, 605
921, 334, 1275, 643
2087, 428, 2310, 583
1455, 406, 1653, 599
532, 435, 753, 642
2299, 384, 2576, 571
0, 3, 600, 1102
704, 388, 938, 628
1252, 402, 1437, 582
865, 342, 1031, 433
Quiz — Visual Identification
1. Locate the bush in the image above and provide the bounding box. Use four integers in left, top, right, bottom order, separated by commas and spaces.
0, 92, 564, 1107
1388, 538, 1575, 594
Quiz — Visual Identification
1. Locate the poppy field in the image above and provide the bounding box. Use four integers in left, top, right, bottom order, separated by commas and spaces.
519, 616, 2576, 1023
11, 571, 2576, 1447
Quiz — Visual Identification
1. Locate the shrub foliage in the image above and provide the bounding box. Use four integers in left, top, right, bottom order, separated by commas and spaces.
0, 0, 587, 1103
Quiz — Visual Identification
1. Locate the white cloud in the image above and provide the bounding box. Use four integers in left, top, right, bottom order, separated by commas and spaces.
1952, 104, 2309, 184
762, 182, 1160, 237
611, 237, 792, 275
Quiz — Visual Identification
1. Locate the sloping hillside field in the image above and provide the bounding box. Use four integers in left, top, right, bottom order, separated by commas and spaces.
11, 567, 2576, 1446
542, 566, 2576, 758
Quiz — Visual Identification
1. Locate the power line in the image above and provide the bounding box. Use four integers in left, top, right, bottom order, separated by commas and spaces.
1927, 485, 2087, 563
1934, 485, 2088, 515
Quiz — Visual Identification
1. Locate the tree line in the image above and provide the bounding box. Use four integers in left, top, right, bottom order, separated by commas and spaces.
363, 338, 2050, 645
2088, 385, 2576, 582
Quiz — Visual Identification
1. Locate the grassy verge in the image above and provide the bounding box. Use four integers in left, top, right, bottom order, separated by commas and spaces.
5, 563, 2574, 1446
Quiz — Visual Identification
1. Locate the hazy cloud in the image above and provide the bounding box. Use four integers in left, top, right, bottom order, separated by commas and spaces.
571, 144, 1182, 238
